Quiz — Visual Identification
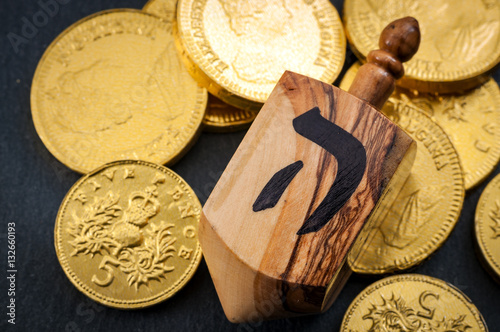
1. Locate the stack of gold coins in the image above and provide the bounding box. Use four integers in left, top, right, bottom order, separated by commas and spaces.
143, 0, 259, 132
31, 8, 208, 307
31, 1, 349, 309
342, 0, 500, 274
171, 0, 347, 130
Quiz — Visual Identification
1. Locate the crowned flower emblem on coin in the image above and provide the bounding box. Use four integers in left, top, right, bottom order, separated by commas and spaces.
67, 184, 178, 291
55, 160, 202, 308
364, 294, 471, 332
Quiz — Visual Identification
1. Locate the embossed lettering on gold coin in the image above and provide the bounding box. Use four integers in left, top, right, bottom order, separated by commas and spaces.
475, 173, 500, 282
341, 62, 500, 190
341, 274, 488, 331
392, 81, 500, 190
31, 10, 207, 173
144, 0, 257, 131
54, 160, 202, 308
344, 0, 500, 93
174, 0, 346, 110
342, 65, 465, 273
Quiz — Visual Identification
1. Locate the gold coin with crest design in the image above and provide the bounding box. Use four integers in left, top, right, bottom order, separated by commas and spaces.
143, 0, 257, 131
341, 274, 488, 331
54, 160, 202, 308
475, 173, 500, 282
31, 9, 207, 174
174, 0, 346, 111
343, 0, 500, 93
342, 65, 465, 274
341, 62, 500, 190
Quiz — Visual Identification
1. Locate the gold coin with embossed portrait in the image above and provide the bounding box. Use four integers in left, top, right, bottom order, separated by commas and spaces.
344, 0, 500, 93
342, 65, 465, 273
341, 63, 500, 190
475, 173, 500, 282
54, 160, 202, 308
31, 9, 207, 174
143, 0, 257, 131
174, 0, 346, 111
341, 274, 488, 331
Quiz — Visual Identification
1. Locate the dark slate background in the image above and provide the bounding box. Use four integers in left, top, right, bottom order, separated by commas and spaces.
1, 1, 499, 331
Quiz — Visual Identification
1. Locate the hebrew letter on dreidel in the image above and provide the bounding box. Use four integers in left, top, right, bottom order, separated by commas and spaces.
254, 107, 367, 235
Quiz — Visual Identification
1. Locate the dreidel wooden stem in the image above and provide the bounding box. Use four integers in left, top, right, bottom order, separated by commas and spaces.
200, 17, 420, 322
349, 17, 420, 109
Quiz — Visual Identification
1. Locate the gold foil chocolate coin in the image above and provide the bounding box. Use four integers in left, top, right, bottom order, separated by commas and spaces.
344, 0, 500, 93
143, 0, 257, 131
475, 173, 500, 282
174, 0, 346, 111
31, 9, 207, 173
341, 62, 500, 190
202, 94, 257, 132
54, 160, 202, 308
393, 80, 500, 190
341, 274, 488, 331
143, 0, 177, 23
343, 65, 465, 273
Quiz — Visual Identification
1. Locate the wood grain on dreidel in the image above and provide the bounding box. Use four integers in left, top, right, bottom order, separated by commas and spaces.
200, 17, 420, 322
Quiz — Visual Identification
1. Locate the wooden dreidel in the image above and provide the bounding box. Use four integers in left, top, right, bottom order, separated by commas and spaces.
200, 17, 420, 322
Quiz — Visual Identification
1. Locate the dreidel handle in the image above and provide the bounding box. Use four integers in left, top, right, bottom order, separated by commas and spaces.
348, 17, 420, 110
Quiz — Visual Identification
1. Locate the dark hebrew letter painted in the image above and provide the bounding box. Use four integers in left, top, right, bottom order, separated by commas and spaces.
293, 107, 366, 234
252, 107, 366, 235
253, 161, 304, 212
